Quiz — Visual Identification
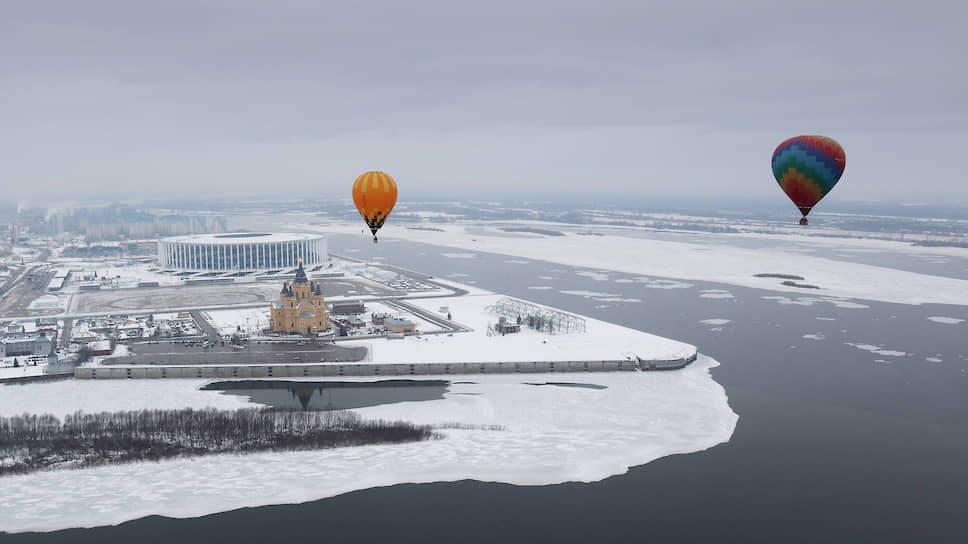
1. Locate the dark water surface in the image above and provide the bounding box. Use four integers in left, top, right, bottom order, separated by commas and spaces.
201, 379, 448, 410
8, 233, 967, 543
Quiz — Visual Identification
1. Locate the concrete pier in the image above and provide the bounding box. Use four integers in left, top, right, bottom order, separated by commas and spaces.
74, 352, 697, 379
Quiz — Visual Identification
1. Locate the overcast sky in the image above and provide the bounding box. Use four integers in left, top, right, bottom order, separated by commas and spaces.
3, 1, 967, 205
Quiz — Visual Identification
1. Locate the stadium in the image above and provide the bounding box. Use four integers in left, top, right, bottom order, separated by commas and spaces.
158, 232, 327, 272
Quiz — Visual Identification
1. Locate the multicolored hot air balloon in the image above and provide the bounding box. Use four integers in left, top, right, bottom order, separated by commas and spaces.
352, 171, 398, 243
772, 135, 846, 225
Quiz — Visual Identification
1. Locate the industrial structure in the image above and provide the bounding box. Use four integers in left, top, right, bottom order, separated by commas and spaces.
269, 260, 330, 335
158, 232, 326, 272
487, 297, 586, 334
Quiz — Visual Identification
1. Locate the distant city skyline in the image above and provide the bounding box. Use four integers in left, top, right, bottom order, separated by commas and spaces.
3, 1, 966, 204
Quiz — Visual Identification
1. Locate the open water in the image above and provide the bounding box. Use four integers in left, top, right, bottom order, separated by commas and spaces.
7, 233, 967, 543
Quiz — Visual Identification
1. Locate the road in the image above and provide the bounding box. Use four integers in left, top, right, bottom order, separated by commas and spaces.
190, 310, 222, 342
0, 266, 56, 318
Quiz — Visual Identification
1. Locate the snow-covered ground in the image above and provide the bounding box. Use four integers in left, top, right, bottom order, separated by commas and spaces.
53, 260, 185, 288
0, 354, 735, 533
302, 222, 968, 306
339, 293, 695, 364
0, 361, 48, 380
26, 294, 68, 311
203, 308, 271, 337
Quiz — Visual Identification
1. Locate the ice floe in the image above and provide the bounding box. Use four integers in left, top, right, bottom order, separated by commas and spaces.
845, 343, 907, 357
441, 252, 477, 259
575, 270, 609, 281
699, 319, 731, 326
699, 289, 734, 299
927, 316, 965, 325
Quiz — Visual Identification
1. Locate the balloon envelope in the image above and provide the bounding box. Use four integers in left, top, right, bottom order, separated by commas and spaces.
352, 171, 398, 241
772, 135, 846, 221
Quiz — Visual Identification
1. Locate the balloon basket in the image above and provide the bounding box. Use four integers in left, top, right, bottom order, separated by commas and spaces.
799, 218, 809, 226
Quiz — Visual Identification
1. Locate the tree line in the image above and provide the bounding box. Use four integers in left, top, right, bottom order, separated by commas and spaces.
0, 407, 438, 476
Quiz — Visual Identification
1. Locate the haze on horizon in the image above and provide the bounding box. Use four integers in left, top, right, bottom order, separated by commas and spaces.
3, 1, 966, 205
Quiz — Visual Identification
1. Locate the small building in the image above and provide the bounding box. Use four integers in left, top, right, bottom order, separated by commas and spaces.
332, 301, 365, 315
371, 312, 390, 325
496, 322, 521, 334
0, 333, 54, 358
70, 329, 98, 343
384, 318, 416, 334
87, 340, 114, 357
334, 317, 366, 329
37, 321, 58, 334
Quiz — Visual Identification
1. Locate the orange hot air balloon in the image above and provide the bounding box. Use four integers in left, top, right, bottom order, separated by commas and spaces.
352, 171, 398, 243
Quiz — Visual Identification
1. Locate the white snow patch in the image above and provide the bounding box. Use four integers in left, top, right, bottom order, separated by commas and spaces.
527, 286, 554, 290
763, 295, 817, 306
204, 308, 271, 337
0, 364, 48, 380
699, 290, 734, 299
575, 270, 609, 281
763, 296, 868, 309
27, 294, 67, 310
845, 343, 907, 357
644, 279, 692, 289
927, 316, 965, 325
816, 317, 837, 321
926, 357, 943, 363
560, 290, 615, 298
802, 334, 825, 340
825, 299, 870, 309
504, 260, 530, 265
0, 379, 254, 418
699, 319, 731, 326
0, 356, 736, 534
441, 252, 477, 259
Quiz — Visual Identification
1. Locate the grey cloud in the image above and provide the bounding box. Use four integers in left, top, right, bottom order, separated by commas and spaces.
2, 1, 966, 203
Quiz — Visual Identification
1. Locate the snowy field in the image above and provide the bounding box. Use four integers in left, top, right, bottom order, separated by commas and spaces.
340, 293, 696, 364
305, 222, 968, 306
203, 308, 271, 337
52, 260, 184, 288
0, 355, 735, 533
69, 283, 282, 314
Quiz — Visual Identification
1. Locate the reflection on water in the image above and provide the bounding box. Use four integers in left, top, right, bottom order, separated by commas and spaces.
524, 382, 608, 390
202, 379, 449, 410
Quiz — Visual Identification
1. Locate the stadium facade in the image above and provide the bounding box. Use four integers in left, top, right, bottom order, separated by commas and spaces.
158, 232, 326, 272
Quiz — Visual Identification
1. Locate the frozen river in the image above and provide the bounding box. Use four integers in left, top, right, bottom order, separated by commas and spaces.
4, 230, 967, 542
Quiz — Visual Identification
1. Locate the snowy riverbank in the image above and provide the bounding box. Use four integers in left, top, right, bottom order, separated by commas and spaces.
0, 354, 735, 534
